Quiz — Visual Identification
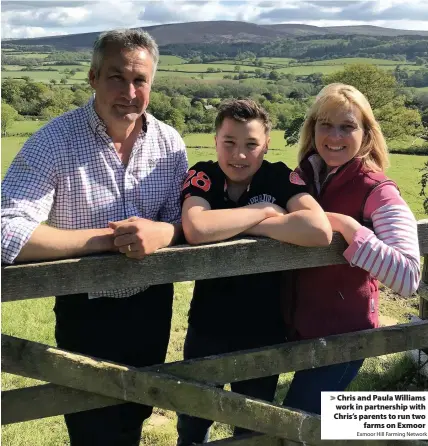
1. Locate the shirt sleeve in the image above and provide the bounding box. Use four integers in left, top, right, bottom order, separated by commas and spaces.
180, 162, 216, 207
1, 134, 57, 264
158, 132, 189, 224
275, 164, 309, 209
343, 183, 420, 297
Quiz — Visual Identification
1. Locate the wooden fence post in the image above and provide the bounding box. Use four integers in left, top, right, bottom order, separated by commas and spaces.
419, 256, 428, 321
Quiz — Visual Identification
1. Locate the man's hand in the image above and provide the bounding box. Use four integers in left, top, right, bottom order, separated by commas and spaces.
109, 216, 170, 259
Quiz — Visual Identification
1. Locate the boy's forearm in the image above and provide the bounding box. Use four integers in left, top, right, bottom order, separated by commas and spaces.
244, 211, 332, 247
184, 207, 270, 245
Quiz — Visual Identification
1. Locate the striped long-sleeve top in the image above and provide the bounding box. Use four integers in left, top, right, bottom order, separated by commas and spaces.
343, 183, 420, 297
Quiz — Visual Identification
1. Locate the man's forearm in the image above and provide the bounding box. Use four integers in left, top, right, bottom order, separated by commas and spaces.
15, 224, 115, 262
161, 222, 183, 247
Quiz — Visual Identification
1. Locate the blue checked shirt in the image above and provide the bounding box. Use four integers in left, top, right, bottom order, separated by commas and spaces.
1, 98, 188, 298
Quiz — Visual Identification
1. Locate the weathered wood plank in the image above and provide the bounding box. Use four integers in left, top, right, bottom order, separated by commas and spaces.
1, 335, 322, 445
205, 432, 428, 446
0, 234, 347, 301
420, 256, 428, 319
2, 220, 426, 302
3, 321, 428, 425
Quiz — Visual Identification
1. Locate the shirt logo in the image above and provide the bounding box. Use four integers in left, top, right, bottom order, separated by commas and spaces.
248, 194, 277, 205
290, 171, 306, 186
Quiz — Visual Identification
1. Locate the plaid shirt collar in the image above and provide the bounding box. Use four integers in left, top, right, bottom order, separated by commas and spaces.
85, 95, 152, 137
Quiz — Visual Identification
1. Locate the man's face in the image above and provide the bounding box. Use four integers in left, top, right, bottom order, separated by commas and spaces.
215, 118, 269, 185
89, 46, 153, 127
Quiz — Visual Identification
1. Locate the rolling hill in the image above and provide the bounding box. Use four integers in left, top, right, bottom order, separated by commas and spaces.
5, 21, 428, 50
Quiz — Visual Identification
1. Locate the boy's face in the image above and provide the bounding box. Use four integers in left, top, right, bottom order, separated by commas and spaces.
215, 118, 270, 185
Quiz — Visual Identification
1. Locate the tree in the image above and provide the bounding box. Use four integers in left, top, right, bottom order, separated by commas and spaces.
283, 115, 305, 145
325, 63, 397, 109
1, 102, 18, 136
269, 70, 280, 81
325, 64, 423, 140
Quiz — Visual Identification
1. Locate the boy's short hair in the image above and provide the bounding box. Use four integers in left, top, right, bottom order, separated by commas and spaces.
215, 99, 272, 134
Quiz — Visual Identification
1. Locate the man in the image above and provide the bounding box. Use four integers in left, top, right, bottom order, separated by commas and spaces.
1, 29, 188, 445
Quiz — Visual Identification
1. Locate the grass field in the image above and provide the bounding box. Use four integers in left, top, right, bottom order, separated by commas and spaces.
1, 129, 426, 445
301, 57, 410, 66
5, 52, 50, 59
3, 56, 425, 85
1, 70, 87, 83
159, 55, 186, 65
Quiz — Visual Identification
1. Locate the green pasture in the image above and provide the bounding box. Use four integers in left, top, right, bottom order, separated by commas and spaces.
156, 70, 227, 80
1, 128, 425, 445
259, 57, 295, 65
7, 120, 48, 135
159, 55, 186, 65
5, 52, 49, 59
302, 57, 408, 66
1, 70, 87, 83
158, 63, 259, 73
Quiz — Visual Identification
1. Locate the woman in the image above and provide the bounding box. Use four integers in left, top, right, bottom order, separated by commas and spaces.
282, 83, 421, 415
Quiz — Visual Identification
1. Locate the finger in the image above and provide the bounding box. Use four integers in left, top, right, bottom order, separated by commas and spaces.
119, 245, 133, 254
114, 234, 137, 247
114, 223, 138, 236
118, 243, 141, 254
125, 251, 146, 260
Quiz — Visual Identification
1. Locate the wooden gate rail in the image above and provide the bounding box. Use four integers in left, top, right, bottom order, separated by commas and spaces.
2, 335, 323, 445
4, 334, 428, 446
2, 220, 428, 445
207, 432, 428, 446
3, 320, 428, 425
2, 220, 427, 302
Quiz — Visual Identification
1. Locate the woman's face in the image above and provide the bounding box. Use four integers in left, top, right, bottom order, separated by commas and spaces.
314, 104, 365, 169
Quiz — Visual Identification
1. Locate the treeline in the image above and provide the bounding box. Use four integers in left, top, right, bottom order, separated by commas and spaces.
0, 75, 309, 135
395, 67, 428, 88
1, 51, 91, 67
162, 35, 428, 63
2, 64, 427, 144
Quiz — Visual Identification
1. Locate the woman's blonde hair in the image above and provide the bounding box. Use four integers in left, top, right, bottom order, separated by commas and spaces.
298, 83, 389, 172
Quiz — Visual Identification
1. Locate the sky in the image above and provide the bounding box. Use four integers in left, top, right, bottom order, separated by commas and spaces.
2, 0, 428, 40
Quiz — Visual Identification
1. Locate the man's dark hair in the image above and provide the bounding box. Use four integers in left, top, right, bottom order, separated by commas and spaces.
215, 99, 272, 134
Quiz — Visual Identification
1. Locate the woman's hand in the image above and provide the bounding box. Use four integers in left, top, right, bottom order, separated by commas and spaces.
325, 212, 362, 245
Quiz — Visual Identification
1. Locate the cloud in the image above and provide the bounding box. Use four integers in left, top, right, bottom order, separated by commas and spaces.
256, 0, 428, 22
1, 0, 427, 39
2, 1, 90, 11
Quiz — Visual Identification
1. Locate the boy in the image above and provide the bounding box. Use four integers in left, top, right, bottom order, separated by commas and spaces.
177, 99, 331, 445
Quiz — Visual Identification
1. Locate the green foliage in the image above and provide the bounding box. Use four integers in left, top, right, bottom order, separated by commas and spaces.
325, 63, 398, 109
283, 115, 305, 145
1, 102, 18, 136
325, 64, 423, 140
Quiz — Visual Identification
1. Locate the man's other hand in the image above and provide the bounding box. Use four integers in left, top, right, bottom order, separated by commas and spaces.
109, 217, 169, 259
